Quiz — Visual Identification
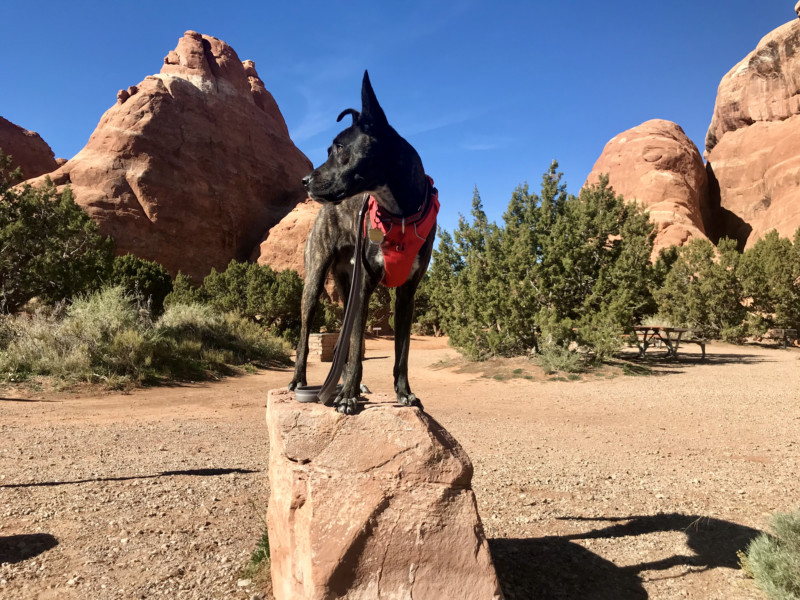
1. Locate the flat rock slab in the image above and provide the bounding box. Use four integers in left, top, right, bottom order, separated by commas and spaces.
266, 388, 503, 600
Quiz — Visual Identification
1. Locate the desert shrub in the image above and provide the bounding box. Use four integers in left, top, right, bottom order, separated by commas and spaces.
164, 272, 206, 307
0, 151, 114, 313
201, 261, 304, 342
109, 254, 173, 315
0, 286, 289, 386
536, 344, 584, 375
0, 288, 140, 382
741, 509, 800, 599
312, 297, 343, 333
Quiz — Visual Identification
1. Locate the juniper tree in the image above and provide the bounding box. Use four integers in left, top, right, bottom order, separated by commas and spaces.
654, 237, 746, 340
0, 151, 114, 313
737, 229, 800, 331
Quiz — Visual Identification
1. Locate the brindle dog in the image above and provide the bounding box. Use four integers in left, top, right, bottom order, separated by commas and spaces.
288, 71, 436, 415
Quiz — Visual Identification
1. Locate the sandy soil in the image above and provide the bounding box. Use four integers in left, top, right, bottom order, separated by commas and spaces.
1, 336, 799, 599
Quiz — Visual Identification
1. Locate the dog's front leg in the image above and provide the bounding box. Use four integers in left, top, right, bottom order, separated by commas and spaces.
333, 275, 376, 415
288, 254, 331, 391
393, 282, 423, 410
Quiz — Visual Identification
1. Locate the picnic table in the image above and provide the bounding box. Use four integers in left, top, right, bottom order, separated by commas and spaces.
631, 326, 706, 360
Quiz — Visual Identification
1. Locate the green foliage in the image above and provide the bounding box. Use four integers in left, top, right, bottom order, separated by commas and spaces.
0, 286, 290, 387
109, 254, 173, 315
312, 297, 343, 333
200, 260, 304, 342
367, 286, 393, 332
740, 508, 800, 599
414, 228, 462, 336
737, 230, 800, 333
0, 151, 114, 313
164, 272, 206, 307
654, 237, 747, 340
428, 163, 655, 360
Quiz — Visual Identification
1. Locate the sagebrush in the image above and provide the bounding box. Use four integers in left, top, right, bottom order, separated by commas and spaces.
740, 509, 800, 600
0, 287, 289, 387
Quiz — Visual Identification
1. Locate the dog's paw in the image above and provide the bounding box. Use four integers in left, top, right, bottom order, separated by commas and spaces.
288, 379, 305, 391
396, 393, 423, 410
360, 383, 371, 394
334, 395, 360, 415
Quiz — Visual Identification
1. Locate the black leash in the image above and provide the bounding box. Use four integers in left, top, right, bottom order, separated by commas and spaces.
314, 193, 371, 405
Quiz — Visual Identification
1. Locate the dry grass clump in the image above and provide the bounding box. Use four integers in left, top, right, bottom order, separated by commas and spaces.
0, 287, 290, 388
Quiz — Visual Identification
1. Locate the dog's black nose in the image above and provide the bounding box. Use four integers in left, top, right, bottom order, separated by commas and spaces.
302, 174, 312, 189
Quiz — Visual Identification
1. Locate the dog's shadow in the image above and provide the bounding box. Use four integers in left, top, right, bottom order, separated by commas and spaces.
490, 513, 761, 599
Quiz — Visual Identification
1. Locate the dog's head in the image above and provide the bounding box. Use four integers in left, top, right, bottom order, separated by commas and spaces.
303, 71, 406, 203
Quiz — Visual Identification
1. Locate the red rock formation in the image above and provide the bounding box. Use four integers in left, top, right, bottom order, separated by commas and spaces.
27, 31, 310, 280
585, 119, 710, 258
705, 19, 800, 247
253, 198, 320, 277
266, 388, 503, 600
0, 117, 58, 179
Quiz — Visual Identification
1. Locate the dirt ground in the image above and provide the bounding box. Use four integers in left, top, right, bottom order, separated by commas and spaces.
1, 336, 799, 599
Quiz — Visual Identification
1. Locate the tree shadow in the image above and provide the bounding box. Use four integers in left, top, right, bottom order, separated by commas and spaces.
0, 397, 62, 403
0, 533, 58, 564
619, 351, 774, 371
0, 467, 257, 489
490, 513, 761, 599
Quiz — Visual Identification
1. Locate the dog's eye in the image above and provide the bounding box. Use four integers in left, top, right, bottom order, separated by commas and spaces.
335, 144, 344, 154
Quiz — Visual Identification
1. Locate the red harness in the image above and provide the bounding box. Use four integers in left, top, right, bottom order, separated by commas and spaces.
365, 176, 439, 288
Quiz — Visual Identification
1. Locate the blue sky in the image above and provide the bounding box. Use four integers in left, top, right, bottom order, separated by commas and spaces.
1, 1, 795, 234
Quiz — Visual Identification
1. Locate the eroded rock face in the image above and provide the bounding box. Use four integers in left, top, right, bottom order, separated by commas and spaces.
26, 31, 310, 280
585, 119, 710, 258
266, 389, 503, 600
705, 19, 800, 247
0, 117, 58, 179
253, 198, 320, 277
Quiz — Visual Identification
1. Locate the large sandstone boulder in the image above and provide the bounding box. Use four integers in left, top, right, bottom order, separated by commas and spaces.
0, 116, 58, 179
266, 389, 503, 600
253, 197, 320, 277
27, 31, 310, 280
705, 19, 800, 247
585, 119, 710, 257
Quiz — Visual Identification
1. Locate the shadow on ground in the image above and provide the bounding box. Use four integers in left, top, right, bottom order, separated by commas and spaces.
490, 513, 761, 599
0, 533, 58, 564
0, 467, 257, 489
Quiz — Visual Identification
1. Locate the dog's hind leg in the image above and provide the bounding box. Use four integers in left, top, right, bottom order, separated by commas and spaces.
288, 253, 332, 391
392, 282, 423, 410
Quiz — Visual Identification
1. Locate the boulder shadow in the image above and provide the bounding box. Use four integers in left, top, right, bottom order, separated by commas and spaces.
0, 533, 58, 564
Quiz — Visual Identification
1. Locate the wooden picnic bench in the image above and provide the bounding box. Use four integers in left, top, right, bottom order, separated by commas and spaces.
631, 326, 706, 360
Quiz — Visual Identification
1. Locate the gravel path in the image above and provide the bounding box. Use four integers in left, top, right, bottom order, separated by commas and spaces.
1, 337, 798, 599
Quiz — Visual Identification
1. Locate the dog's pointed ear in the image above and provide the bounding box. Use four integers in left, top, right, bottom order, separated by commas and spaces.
336, 108, 360, 125
359, 70, 388, 132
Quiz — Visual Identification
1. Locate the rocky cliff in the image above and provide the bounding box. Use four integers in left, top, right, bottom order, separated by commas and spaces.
704, 18, 800, 248
589, 17, 800, 253
26, 31, 311, 281
585, 119, 710, 258
0, 117, 58, 179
